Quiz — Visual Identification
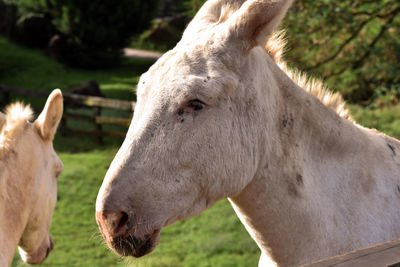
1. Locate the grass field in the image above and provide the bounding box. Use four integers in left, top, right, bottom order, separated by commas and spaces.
2, 37, 400, 267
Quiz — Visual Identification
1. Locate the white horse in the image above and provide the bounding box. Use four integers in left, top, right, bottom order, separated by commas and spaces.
96, 1, 400, 266
0, 90, 64, 266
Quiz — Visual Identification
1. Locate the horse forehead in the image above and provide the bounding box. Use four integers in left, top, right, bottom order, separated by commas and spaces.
151, 48, 211, 78
140, 50, 217, 97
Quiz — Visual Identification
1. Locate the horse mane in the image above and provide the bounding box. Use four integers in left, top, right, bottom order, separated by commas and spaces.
0, 102, 33, 158
265, 31, 351, 120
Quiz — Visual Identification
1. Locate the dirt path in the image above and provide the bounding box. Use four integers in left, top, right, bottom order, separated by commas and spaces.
123, 48, 163, 61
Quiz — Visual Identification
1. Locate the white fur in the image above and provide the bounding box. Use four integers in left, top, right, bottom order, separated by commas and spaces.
96, 1, 400, 266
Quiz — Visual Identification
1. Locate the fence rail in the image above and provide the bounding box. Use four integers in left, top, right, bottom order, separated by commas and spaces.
303, 238, 400, 267
0, 85, 135, 144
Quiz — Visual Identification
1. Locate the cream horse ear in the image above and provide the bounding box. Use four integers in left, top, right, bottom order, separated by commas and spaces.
35, 89, 63, 141
225, 0, 293, 51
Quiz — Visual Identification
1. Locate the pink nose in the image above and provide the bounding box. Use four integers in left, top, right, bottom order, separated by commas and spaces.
96, 210, 134, 239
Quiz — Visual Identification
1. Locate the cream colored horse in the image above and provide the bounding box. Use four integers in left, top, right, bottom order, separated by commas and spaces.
0, 90, 64, 266
96, 1, 400, 266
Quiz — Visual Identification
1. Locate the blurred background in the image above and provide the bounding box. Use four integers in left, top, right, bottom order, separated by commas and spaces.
0, 0, 399, 266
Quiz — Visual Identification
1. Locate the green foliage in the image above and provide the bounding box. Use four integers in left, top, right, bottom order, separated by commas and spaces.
55, 0, 158, 51
3, 0, 48, 14
368, 84, 400, 109
179, 0, 205, 18
284, 0, 400, 103
5, 0, 159, 67
58, 0, 159, 67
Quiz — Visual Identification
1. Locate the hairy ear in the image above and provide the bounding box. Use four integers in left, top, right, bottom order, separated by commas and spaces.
35, 89, 63, 141
226, 0, 293, 51
183, 0, 246, 39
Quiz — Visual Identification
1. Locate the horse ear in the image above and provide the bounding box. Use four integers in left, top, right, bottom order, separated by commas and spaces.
35, 89, 63, 141
225, 0, 293, 51
183, 0, 246, 39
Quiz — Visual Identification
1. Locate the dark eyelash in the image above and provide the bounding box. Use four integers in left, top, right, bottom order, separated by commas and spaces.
188, 99, 205, 111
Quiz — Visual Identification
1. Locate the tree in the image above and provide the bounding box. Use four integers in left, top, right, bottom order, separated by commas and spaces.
284, 0, 400, 103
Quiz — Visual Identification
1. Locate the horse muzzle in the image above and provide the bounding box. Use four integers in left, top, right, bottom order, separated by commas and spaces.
96, 210, 161, 257
19, 235, 54, 264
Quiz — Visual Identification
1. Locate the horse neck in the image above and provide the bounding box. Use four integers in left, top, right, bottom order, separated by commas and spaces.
0, 160, 30, 265
229, 50, 378, 266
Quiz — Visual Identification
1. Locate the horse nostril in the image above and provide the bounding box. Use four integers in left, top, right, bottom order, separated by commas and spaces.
98, 210, 135, 236
117, 211, 129, 233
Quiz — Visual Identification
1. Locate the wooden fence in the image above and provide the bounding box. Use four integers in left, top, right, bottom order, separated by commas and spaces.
303, 238, 400, 267
0, 85, 135, 144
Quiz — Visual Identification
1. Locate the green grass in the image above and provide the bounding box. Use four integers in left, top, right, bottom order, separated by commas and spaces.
4, 36, 400, 267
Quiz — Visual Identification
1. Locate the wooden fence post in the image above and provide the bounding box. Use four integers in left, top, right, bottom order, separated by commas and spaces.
94, 106, 103, 145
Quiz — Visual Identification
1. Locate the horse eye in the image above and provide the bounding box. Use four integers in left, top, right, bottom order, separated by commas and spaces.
188, 99, 205, 111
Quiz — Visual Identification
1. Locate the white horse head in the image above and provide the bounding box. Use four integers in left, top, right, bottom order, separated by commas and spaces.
0, 89, 63, 265
96, 0, 293, 257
